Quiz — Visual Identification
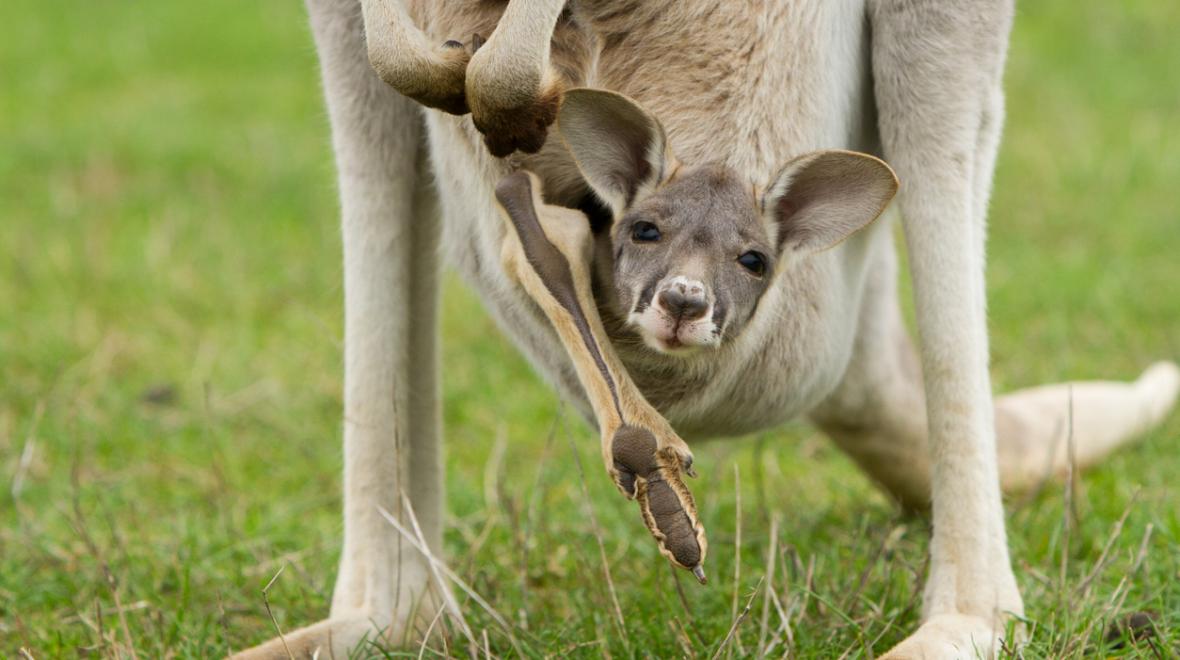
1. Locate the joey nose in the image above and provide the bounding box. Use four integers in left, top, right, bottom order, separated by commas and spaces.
657, 287, 708, 321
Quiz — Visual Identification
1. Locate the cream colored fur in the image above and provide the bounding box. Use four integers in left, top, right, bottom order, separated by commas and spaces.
231, 0, 1180, 657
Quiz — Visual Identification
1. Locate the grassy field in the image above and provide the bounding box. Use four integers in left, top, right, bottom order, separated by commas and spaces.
2, 1, 1178, 657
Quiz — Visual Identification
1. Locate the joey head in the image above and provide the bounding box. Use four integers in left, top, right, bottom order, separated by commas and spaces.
556, 89, 899, 355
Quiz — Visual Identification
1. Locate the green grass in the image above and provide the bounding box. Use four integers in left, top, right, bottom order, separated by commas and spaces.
2, 0, 1178, 657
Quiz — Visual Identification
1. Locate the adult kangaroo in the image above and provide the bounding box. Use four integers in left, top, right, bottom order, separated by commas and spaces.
235, 0, 1180, 656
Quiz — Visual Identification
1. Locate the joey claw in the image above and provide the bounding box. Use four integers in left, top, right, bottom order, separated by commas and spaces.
471, 33, 486, 54
610, 425, 707, 578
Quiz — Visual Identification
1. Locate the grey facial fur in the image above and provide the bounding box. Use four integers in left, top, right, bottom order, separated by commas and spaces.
599, 164, 776, 353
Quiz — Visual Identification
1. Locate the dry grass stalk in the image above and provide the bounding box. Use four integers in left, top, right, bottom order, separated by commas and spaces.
709, 577, 763, 660
261, 565, 294, 660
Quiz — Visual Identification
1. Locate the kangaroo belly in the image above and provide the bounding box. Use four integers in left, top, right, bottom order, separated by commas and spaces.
584, 0, 875, 178
427, 0, 878, 437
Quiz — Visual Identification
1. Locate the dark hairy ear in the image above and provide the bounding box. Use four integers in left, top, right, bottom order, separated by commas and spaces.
763, 150, 899, 257
557, 88, 673, 216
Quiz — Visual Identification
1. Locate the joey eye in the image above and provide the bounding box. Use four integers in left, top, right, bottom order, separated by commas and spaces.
737, 251, 767, 277
631, 221, 661, 243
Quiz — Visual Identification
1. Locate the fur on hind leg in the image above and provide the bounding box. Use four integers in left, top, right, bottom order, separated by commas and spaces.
495, 170, 708, 580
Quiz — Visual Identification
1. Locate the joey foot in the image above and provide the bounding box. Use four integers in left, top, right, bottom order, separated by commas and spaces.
610, 425, 707, 583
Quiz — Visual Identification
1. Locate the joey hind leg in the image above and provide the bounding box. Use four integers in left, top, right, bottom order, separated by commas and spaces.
494, 171, 708, 581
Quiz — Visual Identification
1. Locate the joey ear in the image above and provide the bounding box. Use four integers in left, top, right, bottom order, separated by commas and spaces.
763, 150, 898, 257
557, 88, 674, 216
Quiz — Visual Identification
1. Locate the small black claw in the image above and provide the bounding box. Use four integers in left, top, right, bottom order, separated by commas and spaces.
683, 455, 696, 478
471, 33, 486, 53
692, 565, 707, 585
443, 39, 463, 49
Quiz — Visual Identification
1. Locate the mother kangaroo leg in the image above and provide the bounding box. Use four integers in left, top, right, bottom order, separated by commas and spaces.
865, 1, 1023, 656
863, 2, 1178, 656
233, 0, 445, 656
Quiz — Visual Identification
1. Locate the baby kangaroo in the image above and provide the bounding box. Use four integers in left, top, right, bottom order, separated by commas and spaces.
495, 89, 897, 578
233, 0, 1180, 657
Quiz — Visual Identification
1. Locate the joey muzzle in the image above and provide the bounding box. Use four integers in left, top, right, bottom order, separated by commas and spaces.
657, 286, 709, 321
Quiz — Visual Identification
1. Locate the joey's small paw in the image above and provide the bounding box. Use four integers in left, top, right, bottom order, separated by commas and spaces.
610, 425, 707, 581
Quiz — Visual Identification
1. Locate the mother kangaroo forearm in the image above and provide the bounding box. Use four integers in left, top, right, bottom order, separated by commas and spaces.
407, 0, 871, 171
